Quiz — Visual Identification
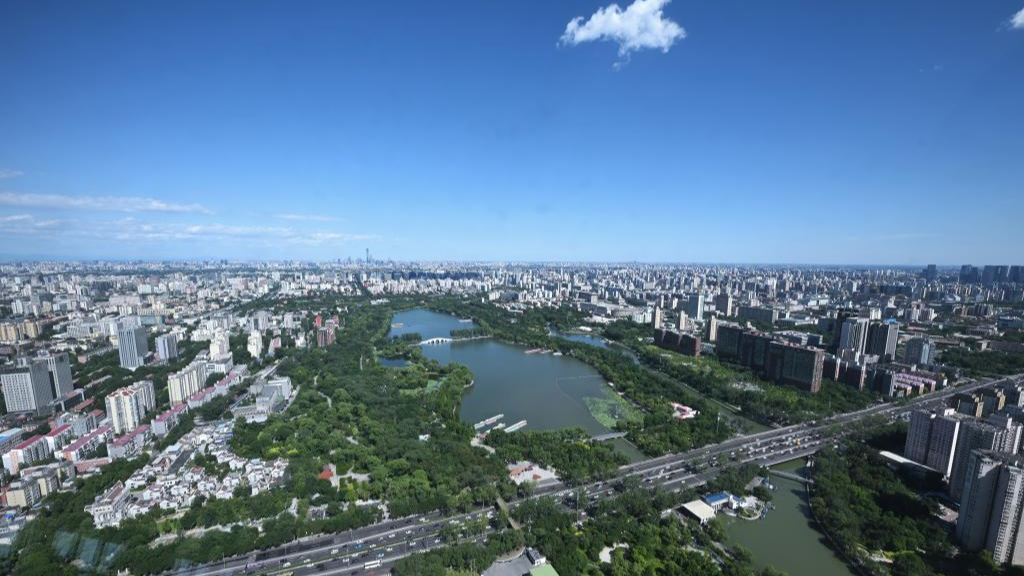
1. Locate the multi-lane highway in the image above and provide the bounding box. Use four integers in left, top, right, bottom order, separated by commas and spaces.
165, 374, 1016, 576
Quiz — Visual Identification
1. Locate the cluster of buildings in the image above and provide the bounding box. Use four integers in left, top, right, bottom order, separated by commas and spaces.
0, 351, 76, 416
630, 264, 1006, 398
714, 323, 825, 393
903, 380, 1024, 564
233, 376, 294, 423
0, 263, 319, 547
86, 421, 288, 528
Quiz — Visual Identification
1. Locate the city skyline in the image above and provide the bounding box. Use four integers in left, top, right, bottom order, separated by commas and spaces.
2, 0, 1023, 263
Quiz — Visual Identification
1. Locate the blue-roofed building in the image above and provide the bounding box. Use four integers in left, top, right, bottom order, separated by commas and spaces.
0, 427, 25, 453
702, 492, 734, 512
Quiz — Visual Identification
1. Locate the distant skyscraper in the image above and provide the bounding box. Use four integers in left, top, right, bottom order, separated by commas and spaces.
960, 265, 980, 284
155, 333, 179, 361
924, 264, 938, 281
677, 311, 687, 331
117, 325, 149, 370
956, 450, 1024, 565
865, 321, 899, 362
1, 359, 55, 415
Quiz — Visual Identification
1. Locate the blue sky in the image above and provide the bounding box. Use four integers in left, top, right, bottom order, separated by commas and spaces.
1, 0, 1022, 264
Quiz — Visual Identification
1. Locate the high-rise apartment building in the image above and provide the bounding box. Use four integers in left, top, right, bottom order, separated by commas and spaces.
904, 409, 961, 478
951, 416, 1023, 501
714, 294, 733, 317
837, 317, 870, 357
957, 450, 1024, 565
155, 333, 179, 361
737, 305, 779, 325
652, 306, 663, 329
38, 352, 74, 399
0, 359, 55, 415
168, 360, 210, 405
209, 331, 231, 361
715, 324, 824, 393
682, 296, 704, 322
865, 321, 899, 362
117, 325, 149, 370
247, 329, 263, 358
105, 380, 156, 434
905, 337, 937, 365
706, 315, 719, 343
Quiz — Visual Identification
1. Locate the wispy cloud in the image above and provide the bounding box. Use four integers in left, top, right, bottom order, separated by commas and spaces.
560, 0, 685, 66
1011, 7, 1024, 29
0, 192, 212, 214
275, 213, 340, 222
0, 214, 378, 247
0, 214, 65, 232
0, 169, 23, 180
843, 232, 940, 243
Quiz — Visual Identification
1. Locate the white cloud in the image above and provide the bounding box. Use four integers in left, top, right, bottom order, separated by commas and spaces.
1011, 7, 1024, 29
0, 169, 23, 180
0, 214, 378, 248
560, 0, 686, 63
275, 213, 340, 222
0, 192, 212, 214
0, 214, 66, 232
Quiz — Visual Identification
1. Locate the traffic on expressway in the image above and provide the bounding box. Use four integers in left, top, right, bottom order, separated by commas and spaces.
164, 375, 1016, 576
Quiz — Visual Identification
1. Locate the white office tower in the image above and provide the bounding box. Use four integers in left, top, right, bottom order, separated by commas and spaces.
104, 380, 156, 434
39, 351, 74, 399
956, 450, 1024, 565
155, 333, 179, 361
117, 325, 149, 370
209, 330, 231, 361
247, 329, 263, 359
0, 359, 55, 415
168, 360, 210, 405
677, 311, 688, 331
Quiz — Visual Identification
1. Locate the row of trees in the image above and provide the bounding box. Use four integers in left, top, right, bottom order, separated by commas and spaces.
510, 486, 787, 576
809, 425, 1023, 576
603, 320, 878, 427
